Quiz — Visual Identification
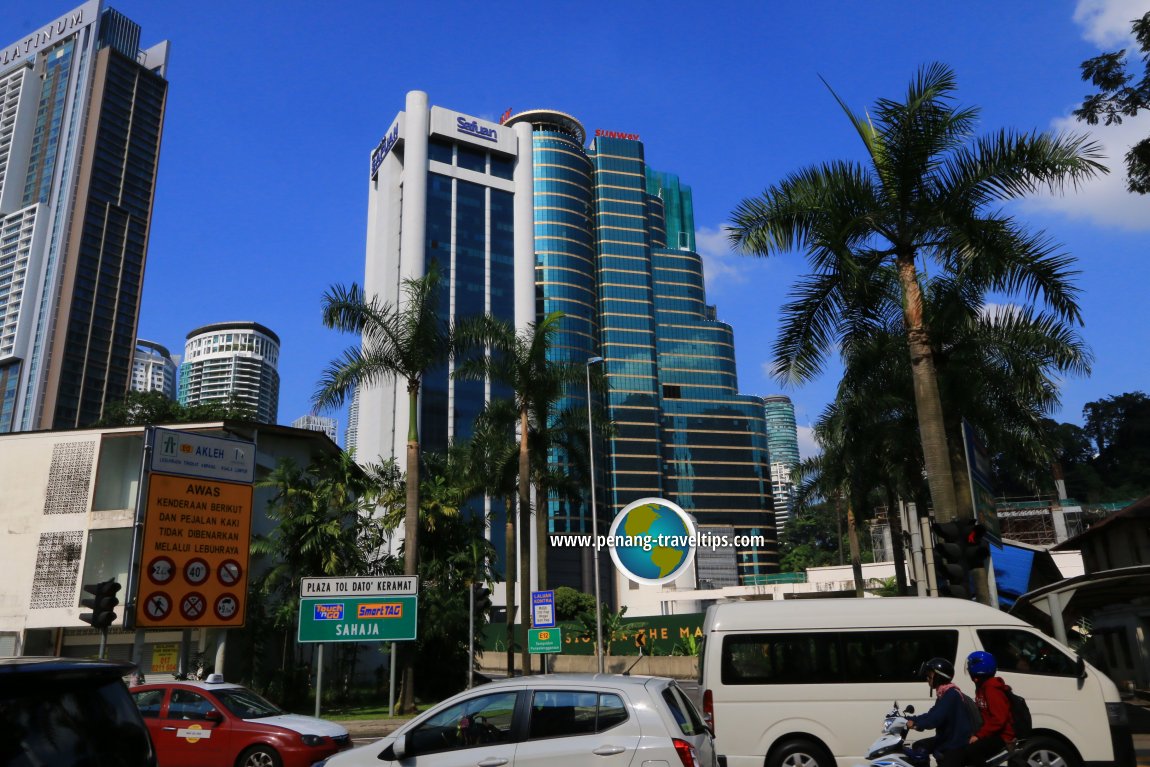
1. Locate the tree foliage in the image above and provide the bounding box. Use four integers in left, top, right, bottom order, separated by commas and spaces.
1075, 11, 1150, 193
554, 586, 596, 621
97, 390, 255, 426
730, 62, 1105, 525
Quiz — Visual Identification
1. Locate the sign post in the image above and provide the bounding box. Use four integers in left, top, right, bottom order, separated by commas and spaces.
298, 576, 419, 716
133, 429, 255, 634
528, 628, 563, 654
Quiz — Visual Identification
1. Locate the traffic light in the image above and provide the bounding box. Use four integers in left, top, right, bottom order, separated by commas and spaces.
932, 521, 973, 600
962, 522, 990, 572
80, 579, 121, 629
472, 583, 492, 617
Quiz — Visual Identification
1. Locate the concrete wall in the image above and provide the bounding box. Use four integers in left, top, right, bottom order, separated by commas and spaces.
477, 651, 698, 680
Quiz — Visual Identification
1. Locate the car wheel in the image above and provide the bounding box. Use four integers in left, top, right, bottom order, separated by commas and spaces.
767, 739, 833, 767
1019, 736, 1081, 767
238, 745, 282, 767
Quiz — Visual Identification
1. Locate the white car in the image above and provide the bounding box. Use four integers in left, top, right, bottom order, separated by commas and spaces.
323, 673, 717, 767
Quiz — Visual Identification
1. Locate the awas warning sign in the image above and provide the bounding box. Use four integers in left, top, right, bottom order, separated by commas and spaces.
136, 472, 253, 628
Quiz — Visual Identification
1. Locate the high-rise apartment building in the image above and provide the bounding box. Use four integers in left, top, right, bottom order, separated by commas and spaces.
358, 92, 777, 585
0, 2, 169, 432
292, 414, 337, 443
178, 322, 280, 424
764, 394, 801, 531
130, 339, 177, 398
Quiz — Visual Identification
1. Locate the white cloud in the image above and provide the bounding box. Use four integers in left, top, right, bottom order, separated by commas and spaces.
695, 225, 754, 286
979, 302, 1023, 321
1021, 113, 1150, 230
1026, 2, 1150, 229
1073, 0, 1143, 46
796, 424, 821, 461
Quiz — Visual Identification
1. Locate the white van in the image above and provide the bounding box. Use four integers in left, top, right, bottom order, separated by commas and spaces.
700, 597, 1135, 767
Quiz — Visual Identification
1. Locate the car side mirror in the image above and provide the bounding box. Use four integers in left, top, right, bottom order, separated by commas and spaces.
389, 733, 409, 760
204, 709, 223, 724
1075, 655, 1086, 680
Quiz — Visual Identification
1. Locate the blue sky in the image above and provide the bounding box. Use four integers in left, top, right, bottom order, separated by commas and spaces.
10, 0, 1148, 457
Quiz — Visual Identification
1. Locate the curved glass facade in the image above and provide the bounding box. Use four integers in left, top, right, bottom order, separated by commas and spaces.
530, 128, 597, 558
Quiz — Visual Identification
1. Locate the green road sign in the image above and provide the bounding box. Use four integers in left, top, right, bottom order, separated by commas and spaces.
528, 627, 562, 654
298, 596, 417, 643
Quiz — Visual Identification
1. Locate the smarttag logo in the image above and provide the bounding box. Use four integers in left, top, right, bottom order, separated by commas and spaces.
313, 603, 345, 621
457, 117, 498, 142
358, 602, 403, 619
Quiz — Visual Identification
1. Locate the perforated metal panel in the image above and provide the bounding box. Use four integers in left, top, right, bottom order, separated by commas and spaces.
42, 441, 95, 515
29, 530, 84, 608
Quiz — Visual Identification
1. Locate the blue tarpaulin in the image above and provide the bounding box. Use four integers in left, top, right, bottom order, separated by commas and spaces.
992, 541, 1061, 610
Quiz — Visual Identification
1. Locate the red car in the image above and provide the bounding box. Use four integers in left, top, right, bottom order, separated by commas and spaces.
131, 676, 351, 767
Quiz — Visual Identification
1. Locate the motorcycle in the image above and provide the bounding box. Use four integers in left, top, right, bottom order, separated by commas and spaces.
854, 703, 1018, 767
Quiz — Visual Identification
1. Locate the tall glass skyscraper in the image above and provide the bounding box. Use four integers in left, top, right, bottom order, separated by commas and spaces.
361, 93, 778, 587
585, 137, 776, 582
0, 2, 168, 432
764, 394, 801, 531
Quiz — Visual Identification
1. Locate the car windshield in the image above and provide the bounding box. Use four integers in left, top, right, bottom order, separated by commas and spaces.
211, 687, 284, 719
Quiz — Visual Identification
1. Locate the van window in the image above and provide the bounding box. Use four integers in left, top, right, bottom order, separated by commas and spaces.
976, 629, 1080, 677
721, 630, 959, 685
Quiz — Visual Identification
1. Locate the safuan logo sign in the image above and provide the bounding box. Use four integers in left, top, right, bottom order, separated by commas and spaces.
456, 117, 498, 142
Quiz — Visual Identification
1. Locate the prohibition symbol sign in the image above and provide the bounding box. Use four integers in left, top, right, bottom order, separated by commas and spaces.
214, 593, 239, 621
180, 592, 207, 621
147, 556, 175, 585
144, 591, 172, 620
184, 558, 210, 586
217, 559, 242, 586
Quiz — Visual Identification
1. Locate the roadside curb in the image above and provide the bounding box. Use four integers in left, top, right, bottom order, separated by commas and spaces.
338, 718, 405, 739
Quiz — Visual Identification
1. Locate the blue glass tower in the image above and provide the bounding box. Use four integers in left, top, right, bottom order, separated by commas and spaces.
764, 395, 800, 531
586, 135, 778, 582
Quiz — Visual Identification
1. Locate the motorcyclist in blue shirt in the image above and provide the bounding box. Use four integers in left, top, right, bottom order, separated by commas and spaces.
906, 657, 974, 767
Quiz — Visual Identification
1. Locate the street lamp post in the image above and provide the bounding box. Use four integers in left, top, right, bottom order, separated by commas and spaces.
586, 356, 605, 674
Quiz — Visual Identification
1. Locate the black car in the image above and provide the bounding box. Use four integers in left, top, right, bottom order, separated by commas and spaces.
0, 656, 157, 767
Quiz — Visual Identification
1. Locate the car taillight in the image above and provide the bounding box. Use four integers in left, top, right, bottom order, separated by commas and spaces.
673, 738, 702, 767
702, 688, 714, 730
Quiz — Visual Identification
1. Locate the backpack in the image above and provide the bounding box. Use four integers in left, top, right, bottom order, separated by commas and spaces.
1005, 687, 1033, 738
959, 690, 983, 733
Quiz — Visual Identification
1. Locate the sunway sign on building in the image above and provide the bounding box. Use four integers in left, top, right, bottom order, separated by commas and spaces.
595, 129, 640, 141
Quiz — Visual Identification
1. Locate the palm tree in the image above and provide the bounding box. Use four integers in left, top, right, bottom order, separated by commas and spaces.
455, 311, 585, 676
313, 263, 451, 712
730, 63, 1105, 524
803, 271, 1092, 600
459, 399, 521, 675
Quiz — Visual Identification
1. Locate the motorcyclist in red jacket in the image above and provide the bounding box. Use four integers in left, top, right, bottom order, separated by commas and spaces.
961, 650, 1015, 767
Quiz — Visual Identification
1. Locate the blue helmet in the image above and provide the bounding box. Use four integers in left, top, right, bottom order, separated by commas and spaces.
966, 650, 997, 677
